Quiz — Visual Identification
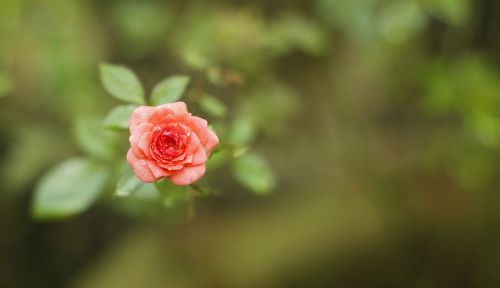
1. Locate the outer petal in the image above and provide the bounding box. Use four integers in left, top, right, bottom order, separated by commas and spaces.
148, 102, 188, 125
204, 129, 219, 152
160, 102, 188, 115
184, 132, 201, 156
146, 160, 170, 178
190, 115, 208, 128
149, 108, 174, 124
187, 117, 218, 152
168, 164, 206, 185
191, 146, 208, 165
137, 132, 152, 157
186, 116, 209, 146
157, 162, 184, 171
130, 106, 155, 132
129, 123, 153, 158
127, 149, 158, 182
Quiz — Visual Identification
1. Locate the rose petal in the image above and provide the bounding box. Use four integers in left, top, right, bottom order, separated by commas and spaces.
146, 160, 170, 178
149, 107, 173, 124
187, 116, 218, 153
204, 129, 219, 152
157, 163, 184, 171
161, 102, 188, 115
130, 106, 155, 132
190, 146, 208, 165
172, 132, 204, 165
185, 132, 201, 153
149, 102, 189, 124
129, 123, 153, 157
168, 164, 206, 185
191, 116, 208, 128
127, 149, 158, 182
137, 132, 153, 157
153, 114, 177, 126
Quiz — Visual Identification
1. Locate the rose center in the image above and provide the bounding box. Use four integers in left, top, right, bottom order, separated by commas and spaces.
151, 125, 188, 161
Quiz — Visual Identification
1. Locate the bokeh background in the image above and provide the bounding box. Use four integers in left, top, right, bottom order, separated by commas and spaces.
1, 0, 500, 287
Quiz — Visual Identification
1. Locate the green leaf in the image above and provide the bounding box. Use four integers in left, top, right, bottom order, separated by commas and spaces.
133, 183, 161, 201
150, 75, 190, 105
74, 117, 121, 160
116, 167, 143, 197
422, 0, 471, 26
377, 0, 426, 43
0, 70, 13, 98
118, 183, 160, 204
233, 145, 249, 158
241, 82, 299, 135
233, 152, 275, 195
228, 114, 257, 145
199, 94, 227, 118
103, 105, 137, 130
264, 13, 328, 55
154, 179, 189, 208
0, 124, 69, 193
32, 158, 109, 219
110, 1, 172, 57
207, 148, 231, 170
99, 63, 145, 104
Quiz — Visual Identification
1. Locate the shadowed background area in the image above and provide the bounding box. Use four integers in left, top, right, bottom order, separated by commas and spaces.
1, 0, 500, 287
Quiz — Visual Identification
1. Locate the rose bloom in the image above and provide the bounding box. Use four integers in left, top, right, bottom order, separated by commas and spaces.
127, 102, 219, 185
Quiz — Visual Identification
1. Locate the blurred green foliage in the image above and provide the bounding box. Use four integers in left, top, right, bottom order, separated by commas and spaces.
1, 0, 500, 287
32, 158, 109, 219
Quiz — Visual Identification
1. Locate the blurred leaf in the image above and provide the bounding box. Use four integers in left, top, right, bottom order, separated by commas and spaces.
100, 63, 145, 104
118, 183, 160, 204
452, 149, 495, 191
206, 67, 245, 87
110, 1, 172, 57
150, 75, 190, 105
32, 158, 109, 219
155, 179, 189, 208
228, 114, 257, 145
233, 152, 275, 195
112, 182, 166, 218
199, 94, 227, 118
207, 67, 223, 85
239, 81, 299, 136
377, 0, 426, 42
264, 13, 328, 55
0, 70, 13, 98
315, 0, 379, 42
103, 105, 137, 130
421, 63, 457, 114
134, 183, 161, 201
422, 0, 471, 25
116, 167, 143, 197
210, 122, 229, 142
0, 124, 69, 193
422, 56, 500, 148
174, 3, 216, 69
233, 145, 249, 158
468, 114, 500, 148
75, 117, 122, 160
0, 0, 22, 32
174, 5, 268, 73
207, 148, 231, 170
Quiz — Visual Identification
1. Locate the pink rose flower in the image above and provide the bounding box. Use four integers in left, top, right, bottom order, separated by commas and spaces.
127, 102, 219, 185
